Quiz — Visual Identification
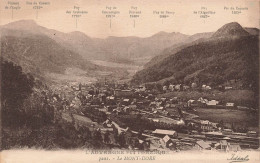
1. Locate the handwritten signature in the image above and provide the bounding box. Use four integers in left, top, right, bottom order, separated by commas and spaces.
227, 153, 249, 163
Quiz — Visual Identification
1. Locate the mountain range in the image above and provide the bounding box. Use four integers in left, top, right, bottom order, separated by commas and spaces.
1, 20, 259, 87
0, 19, 216, 82
0, 20, 193, 64
132, 22, 259, 90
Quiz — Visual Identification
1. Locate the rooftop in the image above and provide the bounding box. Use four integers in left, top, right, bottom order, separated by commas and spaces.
152, 129, 177, 135
196, 140, 211, 149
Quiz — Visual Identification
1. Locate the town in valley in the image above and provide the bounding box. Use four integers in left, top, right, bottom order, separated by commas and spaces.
1, 19, 259, 153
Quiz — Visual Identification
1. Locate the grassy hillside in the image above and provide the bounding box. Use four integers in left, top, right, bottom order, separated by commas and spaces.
132, 35, 259, 90
144, 32, 213, 68
1, 34, 99, 75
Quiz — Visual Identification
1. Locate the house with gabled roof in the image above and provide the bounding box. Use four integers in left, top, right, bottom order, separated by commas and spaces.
152, 129, 178, 138
195, 140, 211, 150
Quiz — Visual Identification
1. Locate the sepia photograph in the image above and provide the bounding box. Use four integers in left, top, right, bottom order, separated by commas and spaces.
0, 0, 259, 162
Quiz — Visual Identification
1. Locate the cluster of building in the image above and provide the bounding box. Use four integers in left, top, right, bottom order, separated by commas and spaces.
161, 83, 235, 92
50, 81, 259, 152
187, 97, 255, 111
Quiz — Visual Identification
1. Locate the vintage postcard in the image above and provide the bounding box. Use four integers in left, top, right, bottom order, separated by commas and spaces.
0, 0, 259, 162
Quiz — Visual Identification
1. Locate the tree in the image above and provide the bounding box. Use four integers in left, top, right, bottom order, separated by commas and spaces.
231, 122, 235, 132
219, 120, 224, 129
137, 129, 143, 139
155, 83, 162, 92
145, 83, 154, 90
88, 90, 94, 97
118, 132, 126, 147
1, 60, 35, 127
2, 60, 34, 109
81, 126, 92, 141
112, 125, 119, 144
93, 129, 102, 141
103, 131, 110, 144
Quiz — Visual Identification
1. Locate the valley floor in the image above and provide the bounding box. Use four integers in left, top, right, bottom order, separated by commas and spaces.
191, 108, 258, 130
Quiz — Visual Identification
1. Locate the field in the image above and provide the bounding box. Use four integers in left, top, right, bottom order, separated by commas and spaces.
193, 108, 259, 130
91, 59, 143, 79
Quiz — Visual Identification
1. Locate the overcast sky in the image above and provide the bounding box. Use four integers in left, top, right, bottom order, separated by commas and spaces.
0, 0, 259, 38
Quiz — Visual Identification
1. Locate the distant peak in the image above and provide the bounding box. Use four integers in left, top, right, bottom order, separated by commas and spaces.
158, 31, 169, 34
151, 31, 187, 38
212, 22, 249, 38
2, 20, 41, 31
152, 31, 169, 36
5, 19, 38, 26
68, 31, 92, 39
224, 22, 243, 28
